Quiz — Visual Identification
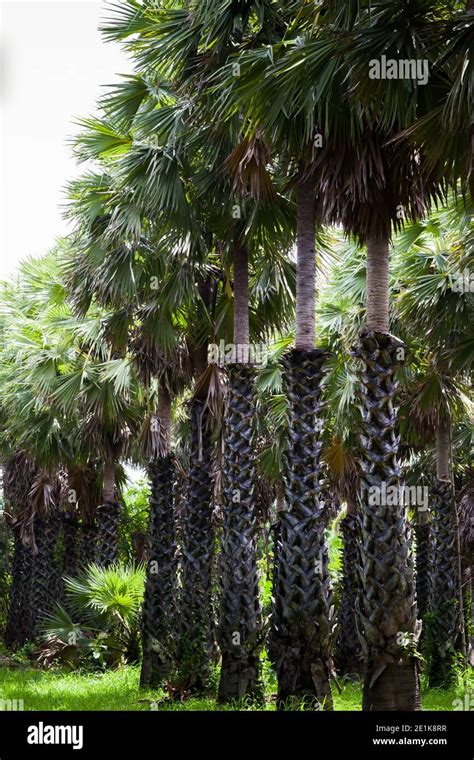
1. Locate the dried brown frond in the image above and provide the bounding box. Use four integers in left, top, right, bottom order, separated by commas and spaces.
315, 128, 446, 242
224, 132, 278, 205
192, 362, 226, 421
67, 462, 102, 524
129, 327, 192, 394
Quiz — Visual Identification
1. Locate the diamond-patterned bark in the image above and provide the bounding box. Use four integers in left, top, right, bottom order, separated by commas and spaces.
354, 331, 420, 711
79, 522, 97, 568
415, 521, 432, 621
272, 348, 334, 710
31, 511, 63, 636
63, 513, 80, 578
335, 514, 362, 676
217, 364, 263, 703
178, 400, 215, 691
427, 478, 462, 687
4, 527, 34, 648
96, 501, 121, 567
140, 456, 178, 687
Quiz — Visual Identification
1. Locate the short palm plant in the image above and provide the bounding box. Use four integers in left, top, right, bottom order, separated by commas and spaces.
43, 563, 145, 668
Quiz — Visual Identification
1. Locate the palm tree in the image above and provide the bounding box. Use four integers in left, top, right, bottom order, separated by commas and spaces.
140, 379, 180, 686
63, 110, 203, 679
3, 463, 63, 644
334, 0, 472, 699
2, 247, 146, 577
393, 200, 473, 685
212, 7, 343, 709
458, 471, 474, 666
0, 258, 83, 640
273, 238, 333, 707
54, 338, 140, 567
178, 394, 215, 690
215, 243, 263, 702
317, 199, 473, 695
99, 2, 297, 700
177, 276, 218, 692
303, 3, 447, 711
317, 238, 365, 678
219, 0, 470, 704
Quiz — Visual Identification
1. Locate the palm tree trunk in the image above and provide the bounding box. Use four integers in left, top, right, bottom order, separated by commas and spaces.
3, 453, 36, 647
366, 236, 390, 333
436, 417, 451, 480
217, 243, 263, 703
233, 244, 250, 347
468, 569, 474, 668
179, 398, 215, 691
357, 234, 421, 711
140, 383, 178, 687
62, 512, 80, 577
335, 500, 363, 677
96, 459, 121, 567
469, 120, 473, 201
295, 177, 317, 349
79, 521, 97, 568
415, 511, 432, 621
4, 526, 34, 649
103, 460, 116, 503
31, 508, 63, 636
272, 177, 334, 709
179, 287, 216, 691
427, 419, 463, 687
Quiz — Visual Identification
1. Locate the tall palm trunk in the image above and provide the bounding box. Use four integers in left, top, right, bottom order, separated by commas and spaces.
458, 474, 474, 667
79, 521, 98, 568
335, 499, 362, 676
62, 512, 80, 578
415, 510, 432, 621
4, 454, 37, 647
4, 525, 34, 648
179, 397, 215, 690
272, 177, 334, 709
140, 384, 178, 687
31, 507, 63, 636
23, 475, 64, 635
295, 178, 317, 350
356, 234, 420, 711
76, 463, 100, 568
469, 114, 474, 201
468, 570, 474, 667
96, 459, 121, 567
427, 418, 463, 686
178, 278, 216, 691
217, 243, 263, 702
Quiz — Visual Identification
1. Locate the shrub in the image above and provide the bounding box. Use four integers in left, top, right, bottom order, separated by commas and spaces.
120, 478, 150, 563
42, 563, 145, 670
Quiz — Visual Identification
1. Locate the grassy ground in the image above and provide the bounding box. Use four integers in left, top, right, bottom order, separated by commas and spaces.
0, 665, 471, 711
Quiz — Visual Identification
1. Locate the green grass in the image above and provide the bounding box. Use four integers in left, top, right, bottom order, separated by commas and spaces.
0, 665, 472, 711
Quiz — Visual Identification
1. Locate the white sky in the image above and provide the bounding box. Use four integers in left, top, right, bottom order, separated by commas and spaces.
0, 0, 131, 279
